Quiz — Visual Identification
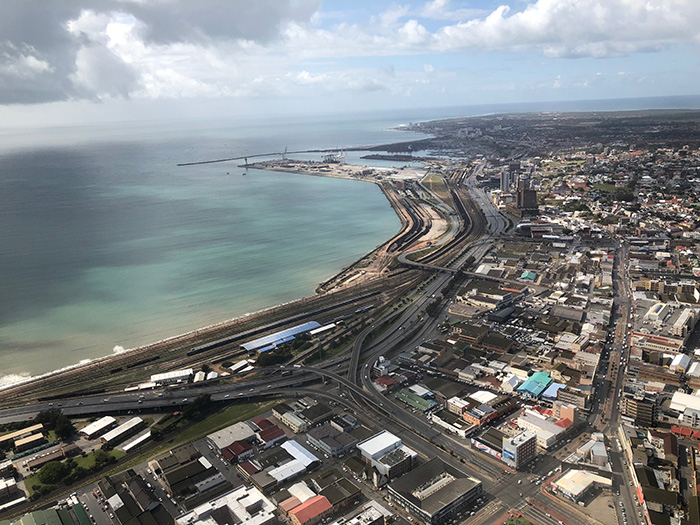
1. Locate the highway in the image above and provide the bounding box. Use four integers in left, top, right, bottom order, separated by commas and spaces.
0, 166, 600, 525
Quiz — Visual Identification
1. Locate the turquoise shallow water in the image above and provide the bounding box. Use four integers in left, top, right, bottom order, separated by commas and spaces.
0, 114, 428, 382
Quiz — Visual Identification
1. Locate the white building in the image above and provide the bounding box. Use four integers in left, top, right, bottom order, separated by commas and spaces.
176, 485, 276, 525
80, 416, 117, 439
151, 368, 193, 385
357, 431, 402, 462
100, 417, 145, 445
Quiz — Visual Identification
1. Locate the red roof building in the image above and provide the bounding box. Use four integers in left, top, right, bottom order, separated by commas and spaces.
279, 496, 302, 516
289, 495, 333, 525
258, 425, 287, 448
555, 418, 572, 429
237, 460, 259, 479
252, 417, 275, 431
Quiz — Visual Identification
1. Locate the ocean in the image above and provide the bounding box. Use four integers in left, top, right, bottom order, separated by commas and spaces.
2, 96, 698, 384
0, 112, 429, 384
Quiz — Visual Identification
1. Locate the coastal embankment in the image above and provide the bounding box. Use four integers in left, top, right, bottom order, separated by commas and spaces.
0, 159, 440, 406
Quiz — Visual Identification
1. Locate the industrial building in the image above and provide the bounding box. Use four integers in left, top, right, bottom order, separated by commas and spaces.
241, 322, 321, 353
80, 416, 117, 439
207, 422, 256, 451
387, 458, 482, 525
552, 469, 612, 502
100, 417, 146, 446
151, 368, 193, 385
0, 424, 43, 449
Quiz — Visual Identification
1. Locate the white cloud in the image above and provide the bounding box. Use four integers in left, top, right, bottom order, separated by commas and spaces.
0, 43, 54, 78
1, 0, 699, 107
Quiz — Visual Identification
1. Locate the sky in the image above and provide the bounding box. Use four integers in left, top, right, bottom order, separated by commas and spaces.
0, 0, 699, 127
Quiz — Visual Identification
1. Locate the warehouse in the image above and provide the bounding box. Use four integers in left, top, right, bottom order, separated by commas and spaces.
101, 417, 145, 445
241, 322, 321, 353
80, 416, 117, 439
207, 422, 256, 451
388, 458, 482, 525
552, 469, 612, 502
150, 368, 193, 385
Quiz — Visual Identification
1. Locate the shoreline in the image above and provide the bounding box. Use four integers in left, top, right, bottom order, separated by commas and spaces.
0, 159, 427, 394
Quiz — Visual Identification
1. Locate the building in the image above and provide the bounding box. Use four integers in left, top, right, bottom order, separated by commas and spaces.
471, 428, 505, 460
14, 433, 46, 452
100, 417, 146, 446
620, 393, 658, 427
552, 469, 612, 502
288, 495, 333, 525
175, 485, 276, 525
357, 431, 417, 485
279, 412, 309, 434
556, 387, 590, 411
80, 416, 117, 439
387, 458, 482, 525
0, 424, 43, 449
502, 431, 537, 469
517, 372, 553, 399
517, 410, 567, 450
151, 368, 193, 385
306, 423, 357, 457
207, 422, 256, 451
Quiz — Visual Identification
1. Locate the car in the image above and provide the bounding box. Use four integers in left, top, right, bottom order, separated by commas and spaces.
224, 394, 230, 398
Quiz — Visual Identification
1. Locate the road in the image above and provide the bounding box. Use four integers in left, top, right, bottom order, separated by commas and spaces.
0, 166, 612, 525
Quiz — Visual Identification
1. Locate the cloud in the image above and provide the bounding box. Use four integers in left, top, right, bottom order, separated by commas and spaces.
430, 0, 700, 57
0, 0, 321, 104
0, 0, 698, 106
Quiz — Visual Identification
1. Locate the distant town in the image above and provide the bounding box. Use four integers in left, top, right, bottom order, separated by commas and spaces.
3, 109, 700, 525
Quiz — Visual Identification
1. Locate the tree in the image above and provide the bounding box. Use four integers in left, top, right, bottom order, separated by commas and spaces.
93, 449, 116, 470
54, 415, 75, 440
35, 408, 75, 439
183, 394, 212, 421
38, 461, 70, 485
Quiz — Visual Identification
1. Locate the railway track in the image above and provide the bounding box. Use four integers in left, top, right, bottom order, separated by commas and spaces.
415, 169, 486, 268
0, 268, 424, 408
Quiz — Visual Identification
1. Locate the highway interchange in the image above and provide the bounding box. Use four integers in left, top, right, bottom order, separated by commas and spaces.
0, 164, 634, 525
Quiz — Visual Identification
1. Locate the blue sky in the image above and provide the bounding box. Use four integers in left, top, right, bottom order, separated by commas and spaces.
0, 0, 698, 126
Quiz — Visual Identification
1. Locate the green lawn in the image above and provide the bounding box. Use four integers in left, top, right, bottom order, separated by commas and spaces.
422, 173, 451, 203
104, 400, 276, 477
73, 449, 125, 470
505, 518, 535, 525
24, 449, 125, 496
171, 401, 276, 445
593, 183, 618, 192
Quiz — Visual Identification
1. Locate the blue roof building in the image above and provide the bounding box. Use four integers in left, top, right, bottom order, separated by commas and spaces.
542, 382, 566, 402
517, 371, 553, 399
241, 321, 321, 352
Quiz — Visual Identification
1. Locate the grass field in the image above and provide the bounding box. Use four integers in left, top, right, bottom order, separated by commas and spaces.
593, 183, 618, 192
505, 517, 535, 525
422, 173, 451, 204
173, 401, 277, 444
118, 401, 275, 478
25, 449, 126, 496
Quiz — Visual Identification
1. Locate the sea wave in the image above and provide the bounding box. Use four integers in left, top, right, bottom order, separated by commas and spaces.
0, 372, 32, 389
